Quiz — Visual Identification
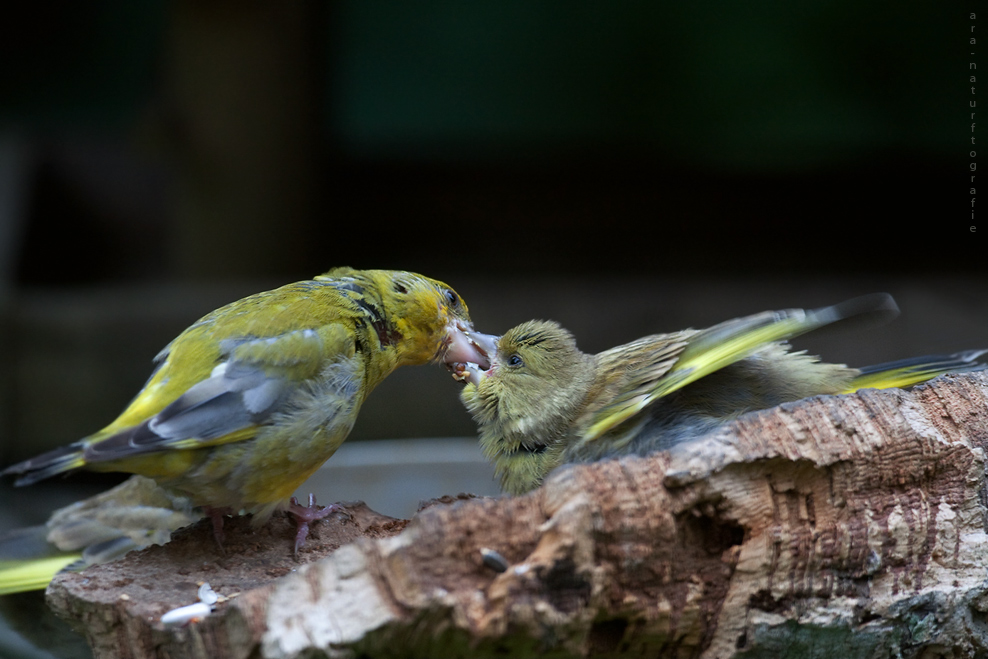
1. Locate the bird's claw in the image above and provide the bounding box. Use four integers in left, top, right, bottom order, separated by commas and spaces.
288, 494, 346, 556
203, 506, 232, 554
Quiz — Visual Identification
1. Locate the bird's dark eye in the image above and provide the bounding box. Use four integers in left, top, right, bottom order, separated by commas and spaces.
507, 354, 523, 367
444, 289, 459, 308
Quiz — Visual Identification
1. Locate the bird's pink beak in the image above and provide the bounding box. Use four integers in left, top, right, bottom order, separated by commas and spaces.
443, 323, 497, 371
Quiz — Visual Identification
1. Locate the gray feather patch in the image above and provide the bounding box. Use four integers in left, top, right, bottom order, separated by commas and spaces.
147, 360, 288, 441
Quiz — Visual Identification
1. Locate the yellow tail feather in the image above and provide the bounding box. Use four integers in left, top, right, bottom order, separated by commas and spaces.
0, 555, 81, 596
842, 350, 987, 394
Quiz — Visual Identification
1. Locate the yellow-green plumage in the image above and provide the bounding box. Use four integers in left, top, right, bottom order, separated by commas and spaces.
3, 268, 493, 524
456, 294, 985, 495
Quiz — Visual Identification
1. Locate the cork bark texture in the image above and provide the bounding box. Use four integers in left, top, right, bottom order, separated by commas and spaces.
46, 372, 988, 659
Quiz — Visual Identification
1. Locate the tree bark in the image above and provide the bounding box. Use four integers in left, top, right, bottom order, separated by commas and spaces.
46, 372, 988, 658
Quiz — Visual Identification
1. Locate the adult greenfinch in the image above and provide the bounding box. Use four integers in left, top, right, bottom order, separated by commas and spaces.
453, 294, 986, 495
0, 476, 197, 595
3, 267, 496, 551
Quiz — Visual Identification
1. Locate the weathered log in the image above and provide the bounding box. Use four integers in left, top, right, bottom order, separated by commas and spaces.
47, 372, 988, 658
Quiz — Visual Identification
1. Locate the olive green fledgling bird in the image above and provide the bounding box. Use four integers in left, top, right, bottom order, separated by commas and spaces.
452, 294, 986, 495
0, 476, 198, 595
3, 267, 496, 551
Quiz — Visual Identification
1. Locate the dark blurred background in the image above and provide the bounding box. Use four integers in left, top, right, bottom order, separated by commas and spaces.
0, 0, 983, 533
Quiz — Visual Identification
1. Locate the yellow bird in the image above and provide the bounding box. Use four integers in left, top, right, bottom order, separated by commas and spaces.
452, 294, 985, 495
3, 267, 495, 550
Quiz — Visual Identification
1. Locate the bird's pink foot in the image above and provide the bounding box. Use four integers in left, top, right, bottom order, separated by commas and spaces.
203, 506, 232, 552
288, 494, 345, 555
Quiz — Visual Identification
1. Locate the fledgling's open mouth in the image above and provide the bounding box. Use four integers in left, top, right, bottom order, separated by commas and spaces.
450, 361, 490, 387
442, 322, 498, 372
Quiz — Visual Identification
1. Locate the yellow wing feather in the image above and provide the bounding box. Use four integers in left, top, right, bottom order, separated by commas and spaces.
584, 294, 898, 441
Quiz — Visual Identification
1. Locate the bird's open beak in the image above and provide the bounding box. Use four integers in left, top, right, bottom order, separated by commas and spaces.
450, 361, 486, 387
443, 322, 497, 371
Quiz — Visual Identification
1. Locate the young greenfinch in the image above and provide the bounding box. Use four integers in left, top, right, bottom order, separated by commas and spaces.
453, 294, 986, 495
3, 267, 495, 551
0, 476, 197, 595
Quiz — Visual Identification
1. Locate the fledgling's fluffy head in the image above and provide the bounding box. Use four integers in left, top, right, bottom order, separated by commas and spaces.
457, 320, 595, 494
